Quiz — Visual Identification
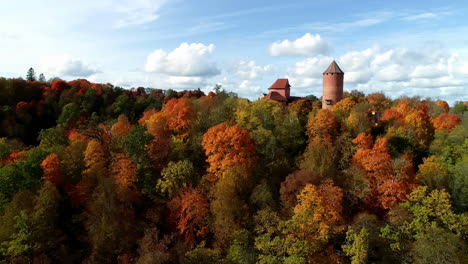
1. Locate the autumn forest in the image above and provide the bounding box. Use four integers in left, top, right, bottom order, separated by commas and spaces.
0, 74, 467, 264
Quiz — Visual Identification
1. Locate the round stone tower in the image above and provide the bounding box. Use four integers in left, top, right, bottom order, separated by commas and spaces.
322, 60, 344, 110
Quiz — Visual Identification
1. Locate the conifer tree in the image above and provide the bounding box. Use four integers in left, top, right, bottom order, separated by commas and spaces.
38, 73, 46, 82
26, 67, 36, 81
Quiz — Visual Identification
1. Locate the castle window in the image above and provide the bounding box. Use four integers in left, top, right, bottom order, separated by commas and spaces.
325, 99, 332, 105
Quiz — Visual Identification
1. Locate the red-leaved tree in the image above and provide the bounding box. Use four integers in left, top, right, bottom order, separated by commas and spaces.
41, 153, 63, 184
167, 187, 209, 245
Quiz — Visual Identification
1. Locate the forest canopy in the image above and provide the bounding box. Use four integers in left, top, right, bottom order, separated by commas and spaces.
0, 76, 467, 263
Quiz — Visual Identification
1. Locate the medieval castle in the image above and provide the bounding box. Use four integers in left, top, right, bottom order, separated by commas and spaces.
261, 60, 344, 110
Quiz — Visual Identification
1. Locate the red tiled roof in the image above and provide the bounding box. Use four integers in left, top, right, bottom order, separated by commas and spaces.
264, 91, 287, 101
323, 60, 344, 74
268, 78, 290, 89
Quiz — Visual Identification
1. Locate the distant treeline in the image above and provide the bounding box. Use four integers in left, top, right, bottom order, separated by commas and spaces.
0, 77, 205, 144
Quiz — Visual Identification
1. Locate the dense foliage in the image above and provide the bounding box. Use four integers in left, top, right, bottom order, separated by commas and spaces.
0, 77, 467, 263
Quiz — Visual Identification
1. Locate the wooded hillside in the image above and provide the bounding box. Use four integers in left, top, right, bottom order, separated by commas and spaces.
0, 77, 466, 263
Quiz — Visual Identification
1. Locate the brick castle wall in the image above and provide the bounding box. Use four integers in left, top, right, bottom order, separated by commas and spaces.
269, 87, 290, 98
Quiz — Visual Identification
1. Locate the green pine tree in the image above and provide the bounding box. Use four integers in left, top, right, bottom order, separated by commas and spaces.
26, 67, 36, 81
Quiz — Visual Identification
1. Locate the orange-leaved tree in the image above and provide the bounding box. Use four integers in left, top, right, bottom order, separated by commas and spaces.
436, 100, 450, 112
404, 106, 434, 147
167, 187, 210, 245
367, 92, 391, 110
138, 109, 158, 125
111, 153, 139, 202
332, 97, 356, 120
382, 100, 434, 150
382, 109, 404, 126
83, 139, 108, 174
141, 111, 171, 171
164, 98, 196, 138
432, 113, 461, 133
201, 122, 256, 182
111, 114, 132, 139
352, 133, 414, 210
306, 109, 339, 143
352, 134, 392, 182
291, 180, 344, 246
41, 153, 63, 184
82, 139, 109, 196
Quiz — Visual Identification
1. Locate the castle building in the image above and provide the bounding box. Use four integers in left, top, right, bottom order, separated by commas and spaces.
322, 60, 344, 110
261, 60, 344, 108
260, 78, 303, 104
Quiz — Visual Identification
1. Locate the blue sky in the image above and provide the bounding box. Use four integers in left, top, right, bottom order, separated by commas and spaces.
1, 0, 467, 103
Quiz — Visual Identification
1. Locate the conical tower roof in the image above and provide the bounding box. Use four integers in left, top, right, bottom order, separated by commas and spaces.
323, 60, 344, 74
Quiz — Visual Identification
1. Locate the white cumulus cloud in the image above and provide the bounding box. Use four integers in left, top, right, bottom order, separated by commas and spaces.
39, 55, 99, 78
227, 60, 272, 80
220, 59, 274, 98
165, 76, 206, 89
345, 71, 372, 84
269, 33, 329, 57
293, 56, 333, 76
375, 64, 409, 82
239, 80, 261, 93
448, 53, 468, 78
145, 43, 220, 77
282, 43, 467, 103
286, 56, 333, 95
411, 63, 447, 78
